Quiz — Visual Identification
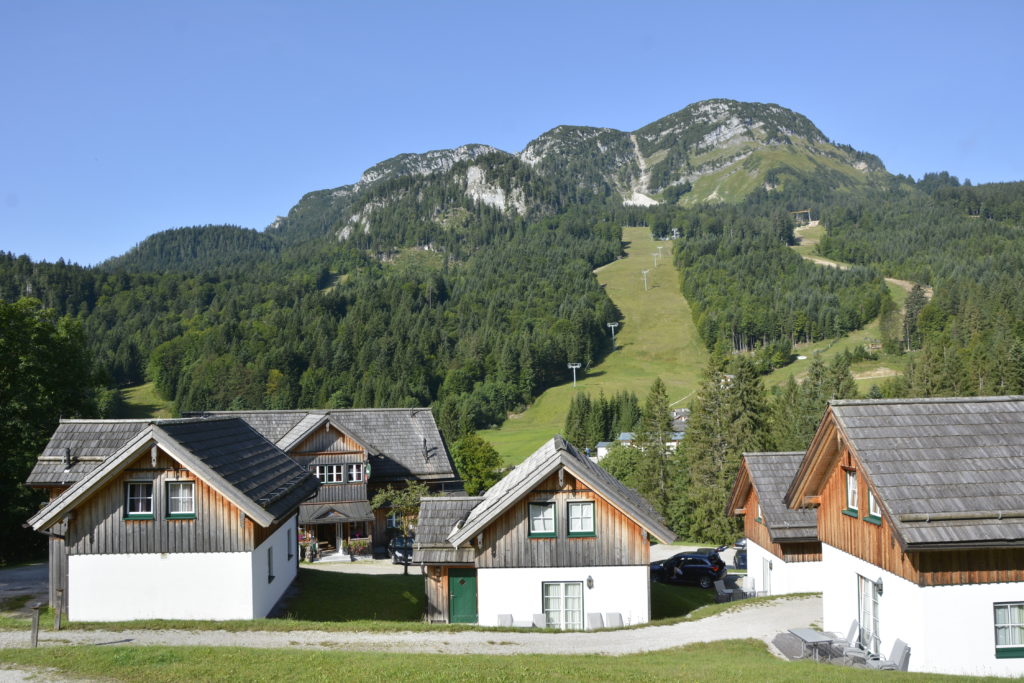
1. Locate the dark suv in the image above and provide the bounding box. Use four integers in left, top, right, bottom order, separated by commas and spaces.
650, 549, 727, 588
388, 536, 414, 564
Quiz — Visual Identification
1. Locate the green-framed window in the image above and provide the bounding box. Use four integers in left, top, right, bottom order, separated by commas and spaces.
125, 482, 154, 519
995, 603, 1024, 658
529, 502, 556, 537
166, 481, 196, 519
865, 489, 882, 525
567, 501, 595, 537
843, 469, 859, 518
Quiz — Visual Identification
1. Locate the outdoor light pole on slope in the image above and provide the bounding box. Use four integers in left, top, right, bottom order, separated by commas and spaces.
568, 362, 581, 387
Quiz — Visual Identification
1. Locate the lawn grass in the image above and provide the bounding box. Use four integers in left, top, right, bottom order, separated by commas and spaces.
119, 382, 173, 419
0, 569, 716, 634
0, 639, 984, 682
480, 227, 708, 464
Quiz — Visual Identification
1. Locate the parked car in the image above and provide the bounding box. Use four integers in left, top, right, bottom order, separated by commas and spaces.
388, 536, 414, 564
734, 537, 748, 549
650, 549, 727, 588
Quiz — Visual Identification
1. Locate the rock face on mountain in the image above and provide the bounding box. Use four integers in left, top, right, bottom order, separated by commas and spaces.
270, 98, 888, 244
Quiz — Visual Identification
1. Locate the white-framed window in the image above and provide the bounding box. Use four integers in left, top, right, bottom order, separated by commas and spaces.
567, 501, 595, 537
386, 512, 400, 529
125, 482, 154, 518
543, 581, 583, 630
529, 502, 556, 537
267, 546, 275, 583
867, 489, 881, 520
845, 470, 859, 512
756, 503, 763, 523
347, 463, 364, 482
314, 465, 344, 483
166, 481, 195, 518
995, 602, 1024, 657
857, 574, 880, 654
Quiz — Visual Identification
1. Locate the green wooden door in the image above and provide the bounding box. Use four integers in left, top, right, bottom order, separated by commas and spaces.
448, 568, 478, 623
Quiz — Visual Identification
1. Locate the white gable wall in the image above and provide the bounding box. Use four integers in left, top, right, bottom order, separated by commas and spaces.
477, 565, 648, 627
822, 543, 1024, 676
745, 538, 823, 596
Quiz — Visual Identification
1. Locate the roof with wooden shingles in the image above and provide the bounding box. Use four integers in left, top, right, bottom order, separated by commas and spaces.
27, 417, 319, 531
194, 409, 456, 482
414, 496, 484, 564
727, 452, 818, 542
785, 396, 1024, 550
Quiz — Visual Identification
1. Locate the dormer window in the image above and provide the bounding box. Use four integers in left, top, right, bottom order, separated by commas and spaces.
844, 469, 859, 517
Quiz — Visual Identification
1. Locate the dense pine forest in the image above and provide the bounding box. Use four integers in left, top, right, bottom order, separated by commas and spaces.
5, 98, 1024, 553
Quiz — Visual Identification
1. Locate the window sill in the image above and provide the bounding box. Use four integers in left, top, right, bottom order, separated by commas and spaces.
124, 515, 154, 521
997, 647, 1024, 659
864, 515, 882, 526
528, 533, 556, 539
841, 509, 859, 519
167, 514, 196, 520
568, 532, 596, 538
755, 517, 762, 524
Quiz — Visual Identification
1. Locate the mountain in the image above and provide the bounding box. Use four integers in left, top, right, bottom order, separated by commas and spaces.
270, 99, 889, 250
16, 97, 1016, 449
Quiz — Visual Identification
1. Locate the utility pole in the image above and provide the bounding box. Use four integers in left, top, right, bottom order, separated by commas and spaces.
641, 269, 650, 291
606, 322, 619, 344
568, 362, 581, 387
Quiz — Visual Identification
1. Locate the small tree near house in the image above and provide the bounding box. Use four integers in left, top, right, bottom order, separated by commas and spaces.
371, 481, 429, 574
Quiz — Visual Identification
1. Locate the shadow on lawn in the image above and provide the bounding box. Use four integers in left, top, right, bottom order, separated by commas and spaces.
283, 569, 426, 622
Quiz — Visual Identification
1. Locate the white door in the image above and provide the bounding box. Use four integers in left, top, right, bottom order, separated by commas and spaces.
857, 574, 881, 654
762, 558, 772, 595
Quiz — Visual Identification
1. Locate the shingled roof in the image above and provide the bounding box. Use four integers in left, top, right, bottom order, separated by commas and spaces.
195, 409, 455, 482
27, 420, 150, 487
727, 452, 817, 542
788, 396, 1024, 549
414, 497, 483, 564
448, 436, 676, 546
27, 417, 319, 530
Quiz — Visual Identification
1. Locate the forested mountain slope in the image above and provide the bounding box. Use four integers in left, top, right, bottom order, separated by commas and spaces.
4, 99, 1021, 452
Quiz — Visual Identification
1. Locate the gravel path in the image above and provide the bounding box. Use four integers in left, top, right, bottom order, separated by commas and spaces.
0, 596, 820, 656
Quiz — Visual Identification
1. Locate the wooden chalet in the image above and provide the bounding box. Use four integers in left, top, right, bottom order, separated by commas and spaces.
785, 396, 1024, 676
192, 409, 460, 555
726, 452, 822, 596
415, 436, 675, 628
26, 417, 319, 621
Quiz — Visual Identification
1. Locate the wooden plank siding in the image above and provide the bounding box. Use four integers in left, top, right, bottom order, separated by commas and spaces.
817, 444, 1024, 586
475, 471, 649, 569
424, 565, 467, 623
293, 426, 366, 454
64, 449, 261, 555
742, 488, 821, 563
291, 429, 369, 506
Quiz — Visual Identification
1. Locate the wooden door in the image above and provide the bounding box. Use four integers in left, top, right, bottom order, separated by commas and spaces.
448, 568, 478, 624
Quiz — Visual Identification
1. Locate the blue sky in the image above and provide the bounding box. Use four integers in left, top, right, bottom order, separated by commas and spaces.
2, 1, 1022, 265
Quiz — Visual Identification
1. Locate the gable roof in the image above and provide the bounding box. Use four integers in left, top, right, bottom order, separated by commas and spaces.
194, 409, 455, 481
414, 496, 484, 564
787, 396, 1024, 549
448, 436, 676, 546
27, 417, 319, 531
727, 452, 817, 543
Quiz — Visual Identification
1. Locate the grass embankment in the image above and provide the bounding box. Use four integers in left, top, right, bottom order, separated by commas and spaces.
481, 227, 708, 464
118, 382, 173, 419
0, 639, 983, 682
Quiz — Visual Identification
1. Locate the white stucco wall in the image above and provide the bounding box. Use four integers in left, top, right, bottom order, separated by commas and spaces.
744, 538, 823, 596
68, 514, 300, 622
821, 543, 1024, 677
250, 515, 298, 619
477, 565, 649, 628
69, 551, 255, 621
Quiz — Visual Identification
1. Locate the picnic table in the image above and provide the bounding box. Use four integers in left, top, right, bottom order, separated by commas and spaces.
788, 628, 833, 661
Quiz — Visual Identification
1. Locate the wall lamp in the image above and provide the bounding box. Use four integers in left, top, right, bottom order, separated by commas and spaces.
875, 577, 884, 596
586, 575, 594, 589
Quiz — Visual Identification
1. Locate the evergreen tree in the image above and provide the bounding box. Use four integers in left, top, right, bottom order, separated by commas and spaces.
903, 284, 928, 352
634, 378, 673, 515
